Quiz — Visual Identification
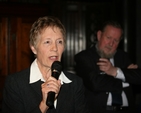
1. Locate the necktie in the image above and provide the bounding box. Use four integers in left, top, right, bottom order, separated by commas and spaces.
108, 58, 123, 106
111, 91, 122, 106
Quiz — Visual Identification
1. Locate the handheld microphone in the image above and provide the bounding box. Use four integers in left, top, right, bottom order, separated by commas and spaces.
46, 61, 62, 107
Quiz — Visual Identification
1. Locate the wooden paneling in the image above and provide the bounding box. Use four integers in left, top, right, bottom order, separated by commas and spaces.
0, 18, 8, 112
16, 18, 35, 71
7, 17, 36, 74
0, 18, 43, 75
0, 18, 8, 76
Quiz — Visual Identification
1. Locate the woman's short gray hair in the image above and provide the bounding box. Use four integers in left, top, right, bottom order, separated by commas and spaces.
29, 16, 66, 47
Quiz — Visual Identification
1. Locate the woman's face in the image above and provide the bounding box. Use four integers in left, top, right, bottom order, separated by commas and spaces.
31, 26, 65, 69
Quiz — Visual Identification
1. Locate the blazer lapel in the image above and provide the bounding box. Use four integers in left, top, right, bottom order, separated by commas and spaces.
56, 83, 70, 111
30, 80, 44, 98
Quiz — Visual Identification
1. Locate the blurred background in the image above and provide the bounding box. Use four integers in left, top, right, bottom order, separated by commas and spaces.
0, 0, 141, 112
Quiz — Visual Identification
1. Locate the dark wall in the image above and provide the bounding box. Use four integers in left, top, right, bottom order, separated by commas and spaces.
136, 0, 141, 67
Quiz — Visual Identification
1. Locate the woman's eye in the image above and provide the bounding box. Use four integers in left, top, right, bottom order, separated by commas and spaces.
43, 40, 50, 44
58, 40, 63, 44
45, 41, 50, 44
59, 40, 63, 44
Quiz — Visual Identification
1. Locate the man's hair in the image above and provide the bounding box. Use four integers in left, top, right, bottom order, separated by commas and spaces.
99, 20, 123, 39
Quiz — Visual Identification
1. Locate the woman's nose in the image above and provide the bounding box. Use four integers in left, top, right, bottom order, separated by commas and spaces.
51, 43, 58, 51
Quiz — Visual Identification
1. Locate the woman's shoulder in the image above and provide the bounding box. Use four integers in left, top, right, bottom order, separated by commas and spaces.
5, 68, 30, 82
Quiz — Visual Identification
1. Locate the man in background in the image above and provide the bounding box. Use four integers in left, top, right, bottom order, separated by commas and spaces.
74, 20, 141, 113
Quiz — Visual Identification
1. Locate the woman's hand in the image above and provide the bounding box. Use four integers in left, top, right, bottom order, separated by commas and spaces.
39, 76, 61, 113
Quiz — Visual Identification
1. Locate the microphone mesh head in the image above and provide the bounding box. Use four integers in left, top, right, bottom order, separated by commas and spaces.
51, 61, 62, 73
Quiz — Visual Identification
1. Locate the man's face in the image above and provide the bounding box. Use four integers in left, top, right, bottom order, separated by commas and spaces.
97, 25, 122, 58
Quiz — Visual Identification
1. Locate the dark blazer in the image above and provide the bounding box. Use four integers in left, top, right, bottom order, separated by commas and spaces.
2, 68, 90, 113
74, 45, 141, 113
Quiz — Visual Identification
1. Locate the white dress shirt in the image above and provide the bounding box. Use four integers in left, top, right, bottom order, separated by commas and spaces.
107, 58, 129, 106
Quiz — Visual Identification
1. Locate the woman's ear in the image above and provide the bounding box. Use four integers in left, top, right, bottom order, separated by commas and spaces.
30, 45, 37, 54
97, 30, 102, 41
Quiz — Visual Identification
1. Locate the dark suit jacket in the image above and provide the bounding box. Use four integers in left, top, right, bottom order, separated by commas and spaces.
2, 68, 90, 113
74, 45, 141, 113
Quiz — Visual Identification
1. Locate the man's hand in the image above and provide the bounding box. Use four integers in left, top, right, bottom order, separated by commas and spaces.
97, 58, 117, 76
127, 64, 138, 69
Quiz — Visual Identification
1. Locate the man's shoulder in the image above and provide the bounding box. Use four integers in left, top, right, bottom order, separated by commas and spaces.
75, 46, 95, 57
63, 71, 83, 82
116, 49, 129, 56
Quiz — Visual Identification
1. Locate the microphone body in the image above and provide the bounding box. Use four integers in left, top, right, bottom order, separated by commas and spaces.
46, 61, 62, 107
